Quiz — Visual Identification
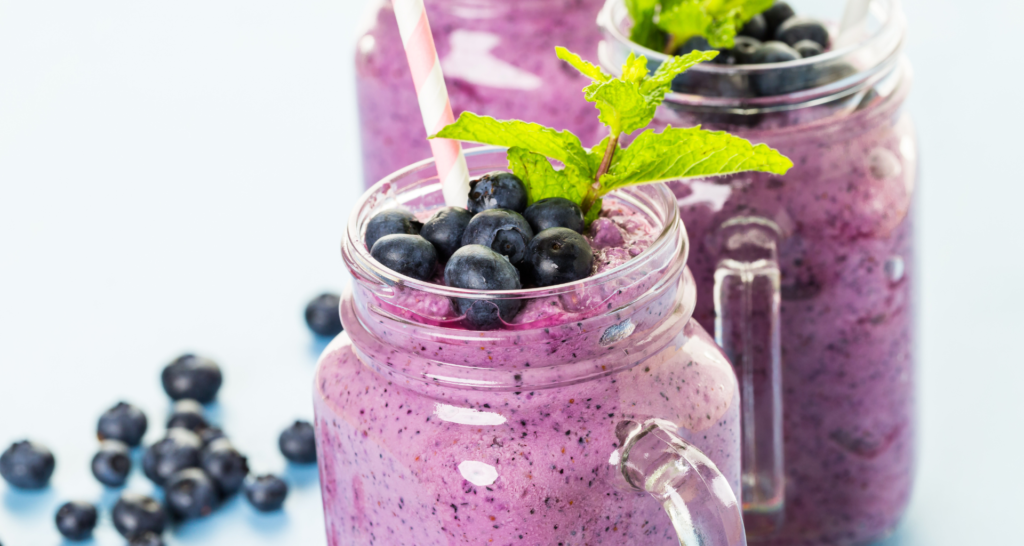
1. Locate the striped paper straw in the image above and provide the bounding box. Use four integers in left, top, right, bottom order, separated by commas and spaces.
392, 0, 471, 207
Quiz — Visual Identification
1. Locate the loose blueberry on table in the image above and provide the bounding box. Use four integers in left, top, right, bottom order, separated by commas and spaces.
129, 532, 165, 546
97, 401, 148, 446
304, 292, 344, 337
113, 492, 166, 539
161, 354, 223, 403
92, 439, 132, 487
279, 420, 317, 464
200, 438, 250, 496
198, 426, 227, 448
245, 474, 289, 512
142, 428, 203, 486
0, 440, 55, 490
55, 501, 98, 541
165, 468, 219, 520
166, 399, 208, 432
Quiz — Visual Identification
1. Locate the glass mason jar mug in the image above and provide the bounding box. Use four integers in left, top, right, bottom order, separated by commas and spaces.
601, 0, 916, 544
354, 0, 608, 188
314, 148, 749, 545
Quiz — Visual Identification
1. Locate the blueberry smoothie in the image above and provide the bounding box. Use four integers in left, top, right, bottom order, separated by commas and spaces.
600, 1, 917, 543
355, 0, 607, 187
313, 156, 745, 545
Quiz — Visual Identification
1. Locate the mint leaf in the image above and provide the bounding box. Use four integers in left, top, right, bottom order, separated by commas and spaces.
657, 0, 774, 50
507, 147, 592, 204
598, 125, 794, 195
432, 112, 593, 177
555, 47, 610, 82
626, 0, 666, 51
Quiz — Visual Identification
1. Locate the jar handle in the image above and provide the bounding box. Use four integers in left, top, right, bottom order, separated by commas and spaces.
612, 419, 747, 546
712, 216, 785, 535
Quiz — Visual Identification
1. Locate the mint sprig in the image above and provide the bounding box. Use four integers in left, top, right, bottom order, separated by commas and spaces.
629, 0, 773, 52
430, 48, 792, 220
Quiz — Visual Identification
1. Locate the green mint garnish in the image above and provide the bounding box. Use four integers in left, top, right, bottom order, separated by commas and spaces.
430, 48, 792, 220
628, 0, 773, 52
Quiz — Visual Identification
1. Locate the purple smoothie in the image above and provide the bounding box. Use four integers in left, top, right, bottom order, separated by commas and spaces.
599, 1, 916, 543
355, 0, 607, 187
314, 157, 744, 545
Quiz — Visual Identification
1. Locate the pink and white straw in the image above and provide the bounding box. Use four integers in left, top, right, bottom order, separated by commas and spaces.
392, 0, 471, 207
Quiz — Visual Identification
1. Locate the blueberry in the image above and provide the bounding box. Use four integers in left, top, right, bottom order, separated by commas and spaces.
461, 209, 534, 266
523, 198, 585, 234
731, 36, 762, 65
113, 492, 166, 539
676, 35, 713, 56
129, 532, 165, 546
165, 468, 218, 519
525, 228, 595, 287
444, 245, 522, 330
142, 428, 202, 486
420, 206, 473, 260
370, 234, 438, 281
762, 1, 796, 35
161, 354, 223, 403
198, 426, 227, 449
245, 474, 289, 512
468, 172, 528, 214
0, 440, 55, 490
166, 399, 208, 432
751, 41, 801, 64
200, 439, 249, 496
775, 17, 829, 47
739, 14, 769, 41
365, 209, 422, 251
304, 293, 343, 337
92, 440, 132, 487
55, 501, 98, 540
97, 402, 149, 447
279, 421, 317, 464
794, 39, 824, 58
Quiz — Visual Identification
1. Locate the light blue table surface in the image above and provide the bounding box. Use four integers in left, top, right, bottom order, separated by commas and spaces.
0, 1, 1020, 544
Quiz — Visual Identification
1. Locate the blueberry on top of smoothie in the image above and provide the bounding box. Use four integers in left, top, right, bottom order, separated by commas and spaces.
468, 172, 528, 214
0, 440, 55, 490
165, 468, 218, 520
55, 501, 98, 540
166, 399, 208, 433
794, 39, 824, 58
461, 209, 534, 266
112, 492, 166, 539
775, 16, 829, 48
524, 198, 585, 234
763, 1, 796, 34
526, 228, 594, 287
142, 428, 202, 486
370, 234, 438, 281
420, 206, 473, 260
97, 401, 149, 447
278, 421, 317, 464
731, 36, 763, 64
365, 209, 422, 251
740, 13, 769, 41
245, 474, 289, 512
752, 41, 801, 64
162, 354, 223, 403
676, 35, 712, 56
201, 439, 250, 496
92, 440, 132, 487
304, 293, 343, 337
445, 245, 523, 330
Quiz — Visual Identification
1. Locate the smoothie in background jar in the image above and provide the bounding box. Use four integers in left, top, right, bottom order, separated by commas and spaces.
314, 148, 747, 545
355, 0, 607, 187
601, 0, 916, 544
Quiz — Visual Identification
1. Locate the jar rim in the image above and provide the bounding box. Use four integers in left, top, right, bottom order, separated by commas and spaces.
597, 0, 907, 112
343, 146, 687, 303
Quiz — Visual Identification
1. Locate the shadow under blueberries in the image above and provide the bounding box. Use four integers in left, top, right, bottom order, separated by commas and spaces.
284, 462, 320, 489
2, 485, 54, 514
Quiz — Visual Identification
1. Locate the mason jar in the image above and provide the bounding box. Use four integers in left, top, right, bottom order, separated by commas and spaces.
354, 0, 608, 187
600, 1, 916, 544
314, 147, 748, 545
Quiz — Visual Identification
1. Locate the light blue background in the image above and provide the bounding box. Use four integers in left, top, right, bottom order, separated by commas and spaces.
0, 1, 1019, 544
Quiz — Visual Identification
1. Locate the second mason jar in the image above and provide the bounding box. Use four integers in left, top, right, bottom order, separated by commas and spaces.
600, 1, 916, 544
355, 0, 608, 187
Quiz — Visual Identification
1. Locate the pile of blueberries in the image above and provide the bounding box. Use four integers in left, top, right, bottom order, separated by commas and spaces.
679, 2, 829, 64
0, 355, 319, 544
365, 171, 595, 329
